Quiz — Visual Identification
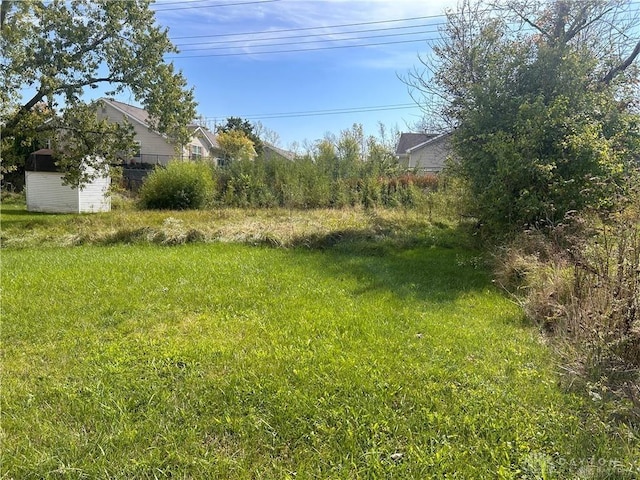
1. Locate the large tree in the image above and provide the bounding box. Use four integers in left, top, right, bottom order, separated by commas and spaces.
405, 0, 640, 235
0, 0, 197, 185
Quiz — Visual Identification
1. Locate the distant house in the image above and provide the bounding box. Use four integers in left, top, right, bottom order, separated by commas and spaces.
396, 132, 452, 173
261, 143, 296, 162
25, 149, 111, 213
97, 98, 223, 166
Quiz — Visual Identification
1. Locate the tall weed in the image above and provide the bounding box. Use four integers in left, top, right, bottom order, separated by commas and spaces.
212, 157, 436, 210
495, 194, 640, 416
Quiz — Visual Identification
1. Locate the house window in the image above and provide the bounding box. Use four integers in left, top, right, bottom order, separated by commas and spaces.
190, 145, 202, 160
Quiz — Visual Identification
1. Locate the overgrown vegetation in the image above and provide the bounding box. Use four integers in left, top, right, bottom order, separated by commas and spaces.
138, 161, 215, 210
212, 157, 437, 210
0, 196, 462, 250
134, 123, 438, 211
406, 0, 640, 412
406, 0, 639, 237
495, 184, 640, 417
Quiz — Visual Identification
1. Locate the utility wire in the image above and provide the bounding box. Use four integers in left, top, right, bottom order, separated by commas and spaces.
169, 14, 449, 40
204, 103, 420, 121
154, 0, 280, 12
178, 28, 440, 52
169, 9, 639, 58
162, 2, 639, 57
174, 22, 445, 48
155, 0, 233, 6
166, 2, 640, 40
170, 37, 439, 58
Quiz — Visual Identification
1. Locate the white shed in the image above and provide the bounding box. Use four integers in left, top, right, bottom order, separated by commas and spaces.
25, 149, 111, 213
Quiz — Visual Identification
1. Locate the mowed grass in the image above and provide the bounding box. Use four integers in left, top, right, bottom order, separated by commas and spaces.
2, 206, 639, 478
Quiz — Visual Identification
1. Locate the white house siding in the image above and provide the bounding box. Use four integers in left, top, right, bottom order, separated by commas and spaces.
186, 135, 209, 160
98, 103, 175, 165
408, 137, 451, 172
26, 171, 111, 213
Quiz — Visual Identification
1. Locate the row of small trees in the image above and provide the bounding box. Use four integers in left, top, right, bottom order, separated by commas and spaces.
138, 121, 440, 210
138, 139, 439, 211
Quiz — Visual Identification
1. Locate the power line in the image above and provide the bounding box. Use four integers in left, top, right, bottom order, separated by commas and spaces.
178, 28, 440, 52
174, 22, 445, 48
204, 103, 420, 121
168, 10, 639, 58
169, 37, 439, 58
166, 3, 640, 41
155, 0, 228, 6
170, 14, 449, 40
154, 0, 280, 12
161, 2, 639, 58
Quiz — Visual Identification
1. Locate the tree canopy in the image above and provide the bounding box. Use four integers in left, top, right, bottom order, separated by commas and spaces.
216, 129, 258, 164
405, 0, 640, 236
216, 117, 263, 156
0, 0, 197, 185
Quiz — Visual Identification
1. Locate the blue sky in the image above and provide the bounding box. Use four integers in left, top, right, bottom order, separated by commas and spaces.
138, 0, 458, 149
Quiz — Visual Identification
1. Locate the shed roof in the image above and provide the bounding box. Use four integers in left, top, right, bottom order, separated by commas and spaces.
26, 149, 59, 172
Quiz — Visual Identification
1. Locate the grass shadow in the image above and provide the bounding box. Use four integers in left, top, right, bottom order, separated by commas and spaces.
319, 244, 490, 305
272, 219, 491, 306
0, 204, 70, 229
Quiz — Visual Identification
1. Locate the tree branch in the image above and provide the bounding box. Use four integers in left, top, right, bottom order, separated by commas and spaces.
66, 33, 110, 64
564, 7, 614, 44
0, 0, 10, 31
601, 40, 640, 85
4, 76, 119, 135
3, 88, 48, 133
511, 8, 552, 41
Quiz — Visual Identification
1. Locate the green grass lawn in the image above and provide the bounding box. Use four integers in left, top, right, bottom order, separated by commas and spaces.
1, 205, 638, 478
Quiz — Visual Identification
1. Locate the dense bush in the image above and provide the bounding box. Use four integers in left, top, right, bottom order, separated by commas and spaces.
139, 161, 214, 210
414, 1, 640, 239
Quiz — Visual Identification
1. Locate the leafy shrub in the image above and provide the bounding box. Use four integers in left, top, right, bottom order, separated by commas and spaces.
139, 161, 214, 210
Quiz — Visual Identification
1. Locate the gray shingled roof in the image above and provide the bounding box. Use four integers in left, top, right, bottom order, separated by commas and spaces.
102, 98, 222, 149
200, 128, 220, 149
264, 143, 295, 161
101, 98, 151, 126
395, 133, 439, 154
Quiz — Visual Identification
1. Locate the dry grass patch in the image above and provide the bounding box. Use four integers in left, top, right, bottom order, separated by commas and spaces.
1, 203, 462, 250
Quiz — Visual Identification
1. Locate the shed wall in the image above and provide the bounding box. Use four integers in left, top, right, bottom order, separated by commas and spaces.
26, 172, 79, 213
78, 174, 111, 212
25, 171, 111, 213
